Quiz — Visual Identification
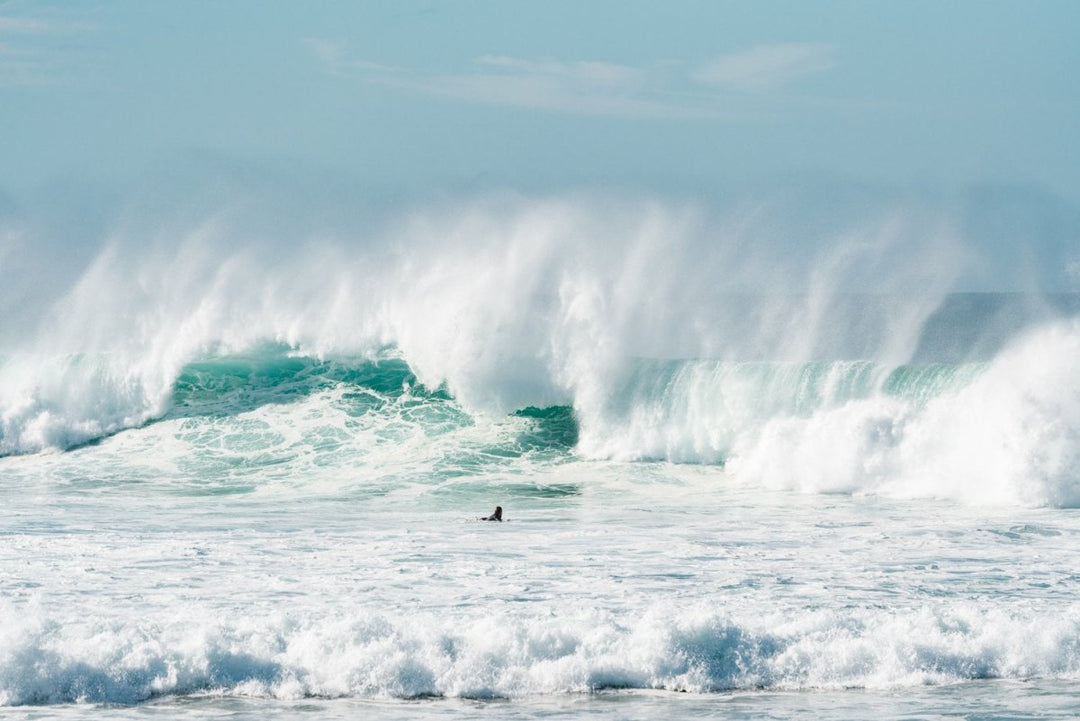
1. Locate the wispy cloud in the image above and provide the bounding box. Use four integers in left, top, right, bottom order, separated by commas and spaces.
0, 10, 94, 87
0, 15, 55, 33
694, 43, 835, 91
0, 13, 94, 35
304, 39, 397, 78
304, 38, 346, 75
307, 43, 688, 119
476, 55, 643, 91
305, 41, 839, 119
407, 56, 689, 118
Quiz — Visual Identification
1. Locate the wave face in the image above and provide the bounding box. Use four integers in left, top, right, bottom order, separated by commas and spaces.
1, 190, 1079, 506
162, 351, 578, 490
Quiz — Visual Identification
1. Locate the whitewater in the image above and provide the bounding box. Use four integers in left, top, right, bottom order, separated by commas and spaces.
2, 188, 1080, 719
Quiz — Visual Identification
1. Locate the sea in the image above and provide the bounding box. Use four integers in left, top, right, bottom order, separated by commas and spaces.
2, 191, 1079, 719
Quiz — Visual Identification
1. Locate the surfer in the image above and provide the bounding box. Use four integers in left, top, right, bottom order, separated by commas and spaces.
481, 506, 503, 522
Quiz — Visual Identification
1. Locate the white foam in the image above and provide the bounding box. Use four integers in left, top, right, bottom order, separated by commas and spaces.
3, 602, 1079, 705
725, 319, 1080, 506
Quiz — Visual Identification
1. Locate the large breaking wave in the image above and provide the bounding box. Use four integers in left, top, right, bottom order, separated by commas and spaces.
1, 186, 1078, 505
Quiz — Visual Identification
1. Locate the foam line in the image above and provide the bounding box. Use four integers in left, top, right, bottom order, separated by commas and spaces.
2, 604, 1079, 705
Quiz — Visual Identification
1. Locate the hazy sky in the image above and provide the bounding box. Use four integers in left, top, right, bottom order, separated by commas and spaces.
1, 0, 1078, 202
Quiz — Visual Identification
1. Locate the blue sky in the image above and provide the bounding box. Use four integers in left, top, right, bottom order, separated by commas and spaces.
1, 0, 1078, 202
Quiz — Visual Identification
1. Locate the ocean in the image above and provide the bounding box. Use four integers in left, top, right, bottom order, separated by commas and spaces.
2, 192, 1079, 719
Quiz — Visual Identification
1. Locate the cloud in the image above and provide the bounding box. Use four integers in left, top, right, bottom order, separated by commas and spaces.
305, 41, 838, 119
304, 38, 403, 78
476, 55, 643, 91
305, 41, 690, 119
408, 56, 689, 118
0, 16, 54, 33
0, 11, 94, 87
694, 43, 835, 91
0, 14, 93, 35
304, 38, 347, 75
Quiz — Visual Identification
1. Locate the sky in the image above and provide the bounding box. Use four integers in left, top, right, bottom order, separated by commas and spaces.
1, 0, 1078, 204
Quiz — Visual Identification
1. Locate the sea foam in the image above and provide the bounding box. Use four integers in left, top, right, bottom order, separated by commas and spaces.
2, 603, 1079, 705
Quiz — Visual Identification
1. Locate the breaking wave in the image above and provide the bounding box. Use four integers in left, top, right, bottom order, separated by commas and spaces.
1, 190, 1078, 505
3, 602, 1079, 705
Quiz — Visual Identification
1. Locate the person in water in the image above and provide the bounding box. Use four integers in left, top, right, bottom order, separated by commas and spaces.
481, 506, 503, 521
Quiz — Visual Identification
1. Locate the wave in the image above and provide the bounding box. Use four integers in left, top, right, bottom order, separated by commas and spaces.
1, 191, 1078, 504
576, 318, 1080, 506
575, 357, 985, 463
3, 319, 1079, 508
724, 319, 1080, 506
3, 602, 1079, 705
0, 190, 967, 453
